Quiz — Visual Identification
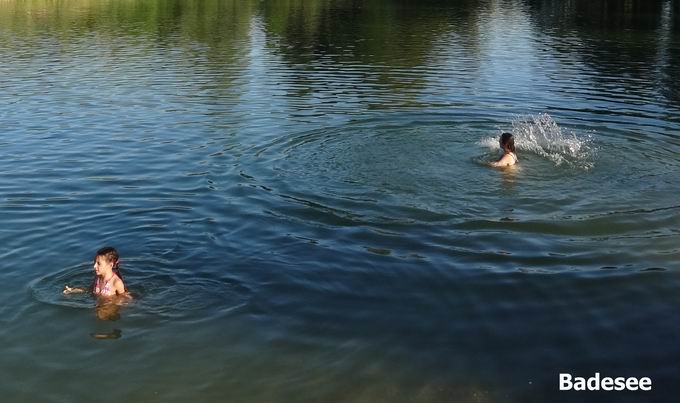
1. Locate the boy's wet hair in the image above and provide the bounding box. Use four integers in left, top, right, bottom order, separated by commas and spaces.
500, 132, 515, 153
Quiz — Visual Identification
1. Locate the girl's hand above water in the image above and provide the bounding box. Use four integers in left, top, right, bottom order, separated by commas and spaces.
63, 285, 85, 294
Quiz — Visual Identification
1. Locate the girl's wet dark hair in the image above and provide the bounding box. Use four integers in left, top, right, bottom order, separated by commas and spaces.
500, 132, 515, 153
92, 246, 127, 292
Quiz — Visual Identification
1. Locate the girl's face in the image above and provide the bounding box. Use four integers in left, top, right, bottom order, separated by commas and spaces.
94, 256, 114, 276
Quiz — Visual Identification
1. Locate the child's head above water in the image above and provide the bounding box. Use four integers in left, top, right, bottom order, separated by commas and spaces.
489, 132, 517, 167
93, 246, 127, 294
500, 132, 515, 153
94, 246, 120, 275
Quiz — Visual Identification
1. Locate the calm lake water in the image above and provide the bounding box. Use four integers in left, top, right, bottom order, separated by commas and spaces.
1, 0, 679, 402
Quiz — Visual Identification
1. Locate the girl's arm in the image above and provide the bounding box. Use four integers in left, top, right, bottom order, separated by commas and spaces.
63, 285, 86, 294
490, 153, 514, 167
114, 279, 132, 299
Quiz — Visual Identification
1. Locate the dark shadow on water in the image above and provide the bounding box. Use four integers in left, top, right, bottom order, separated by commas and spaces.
95, 299, 123, 321
526, 0, 680, 107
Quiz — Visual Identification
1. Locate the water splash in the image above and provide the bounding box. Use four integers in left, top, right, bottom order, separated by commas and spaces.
480, 114, 596, 169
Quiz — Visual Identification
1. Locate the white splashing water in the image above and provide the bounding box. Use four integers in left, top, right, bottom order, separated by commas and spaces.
480, 114, 596, 169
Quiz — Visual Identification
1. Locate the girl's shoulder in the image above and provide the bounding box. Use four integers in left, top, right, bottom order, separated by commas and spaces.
112, 275, 126, 293
494, 152, 516, 167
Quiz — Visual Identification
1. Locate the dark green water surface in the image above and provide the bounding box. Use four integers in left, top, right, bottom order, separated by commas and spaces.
1, 1, 679, 402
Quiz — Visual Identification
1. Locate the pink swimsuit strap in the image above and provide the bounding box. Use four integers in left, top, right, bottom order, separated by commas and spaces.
94, 274, 118, 296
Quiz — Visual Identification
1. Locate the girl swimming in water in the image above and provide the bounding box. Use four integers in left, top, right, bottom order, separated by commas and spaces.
490, 132, 518, 167
63, 247, 128, 297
